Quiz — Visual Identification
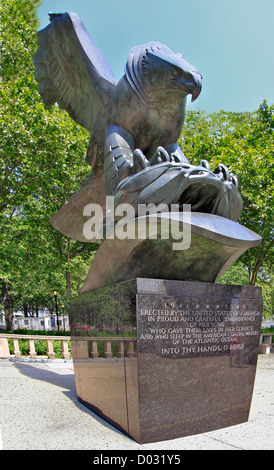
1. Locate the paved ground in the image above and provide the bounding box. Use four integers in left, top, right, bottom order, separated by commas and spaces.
0, 354, 273, 451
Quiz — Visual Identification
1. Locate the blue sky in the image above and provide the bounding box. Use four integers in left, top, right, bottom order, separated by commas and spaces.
37, 0, 274, 114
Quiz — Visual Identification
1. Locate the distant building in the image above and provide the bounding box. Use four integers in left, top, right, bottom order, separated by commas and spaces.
262, 319, 274, 328
0, 310, 69, 331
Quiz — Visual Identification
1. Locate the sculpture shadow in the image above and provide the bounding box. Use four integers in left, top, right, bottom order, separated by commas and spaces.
13, 360, 129, 438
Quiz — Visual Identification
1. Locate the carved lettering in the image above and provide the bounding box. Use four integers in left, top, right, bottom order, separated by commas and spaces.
138, 295, 261, 358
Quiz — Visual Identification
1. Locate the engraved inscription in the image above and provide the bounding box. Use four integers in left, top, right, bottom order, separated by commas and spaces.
137, 295, 262, 360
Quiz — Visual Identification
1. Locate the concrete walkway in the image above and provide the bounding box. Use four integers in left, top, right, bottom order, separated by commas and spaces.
0, 355, 273, 450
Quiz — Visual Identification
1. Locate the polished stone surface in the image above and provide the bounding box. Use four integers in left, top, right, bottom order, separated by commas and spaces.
69, 279, 263, 444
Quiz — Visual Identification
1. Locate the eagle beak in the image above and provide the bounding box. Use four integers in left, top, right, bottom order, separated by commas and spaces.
174, 68, 202, 102
191, 82, 202, 101
190, 72, 202, 102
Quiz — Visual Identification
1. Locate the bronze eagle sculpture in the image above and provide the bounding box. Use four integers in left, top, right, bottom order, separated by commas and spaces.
33, 12, 242, 242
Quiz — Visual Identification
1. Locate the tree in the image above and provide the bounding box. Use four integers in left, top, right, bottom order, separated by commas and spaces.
181, 106, 274, 287
0, 0, 98, 328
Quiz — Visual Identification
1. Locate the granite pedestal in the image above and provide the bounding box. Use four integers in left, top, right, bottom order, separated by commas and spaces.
69, 278, 262, 444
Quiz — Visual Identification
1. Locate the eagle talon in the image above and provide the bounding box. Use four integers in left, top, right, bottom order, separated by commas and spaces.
213, 164, 230, 181
200, 159, 211, 170
149, 146, 171, 166
171, 153, 183, 163
230, 173, 238, 188
133, 149, 149, 173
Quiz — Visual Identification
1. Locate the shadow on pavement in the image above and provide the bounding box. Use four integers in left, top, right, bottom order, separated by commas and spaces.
12, 361, 129, 437
14, 361, 75, 391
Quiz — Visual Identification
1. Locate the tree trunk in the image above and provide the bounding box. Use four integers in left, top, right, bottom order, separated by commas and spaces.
249, 239, 274, 286
23, 303, 28, 317
249, 262, 261, 286
2, 281, 13, 330
66, 270, 72, 299
66, 238, 72, 298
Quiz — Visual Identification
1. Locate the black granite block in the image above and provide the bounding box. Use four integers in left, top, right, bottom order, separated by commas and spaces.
69, 279, 262, 444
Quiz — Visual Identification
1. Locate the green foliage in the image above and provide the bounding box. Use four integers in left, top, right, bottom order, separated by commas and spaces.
0, 0, 98, 326
0, 0, 40, 80
2, 329, 71, 336
181, 107, 273, 306
181, 106, 273, 318
261, 327, 274, 334
218, 262, 249, 286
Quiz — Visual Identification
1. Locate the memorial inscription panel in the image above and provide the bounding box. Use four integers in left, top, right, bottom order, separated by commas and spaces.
137, 294, 262, 362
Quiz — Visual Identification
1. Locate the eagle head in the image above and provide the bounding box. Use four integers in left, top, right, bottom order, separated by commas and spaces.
125, 42, 202, 105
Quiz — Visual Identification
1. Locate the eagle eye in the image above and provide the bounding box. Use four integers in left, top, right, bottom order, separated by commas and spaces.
171, 67, 180, 80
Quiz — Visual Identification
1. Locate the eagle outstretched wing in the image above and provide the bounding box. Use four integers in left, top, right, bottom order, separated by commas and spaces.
33, 12, 119, 241
33, 12, 117, 166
